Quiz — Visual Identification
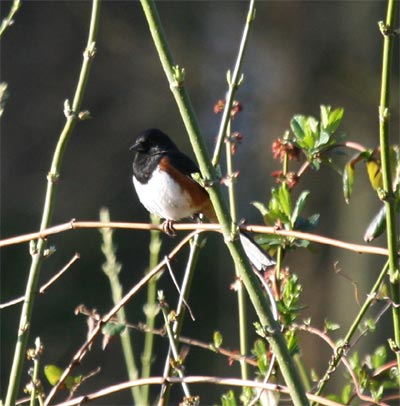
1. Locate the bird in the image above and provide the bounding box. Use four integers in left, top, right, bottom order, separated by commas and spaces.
130, 128, 275, 270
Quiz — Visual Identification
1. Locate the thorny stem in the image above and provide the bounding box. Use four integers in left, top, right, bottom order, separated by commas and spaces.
377, 0, 400, 373
139, 1, 309, 405
5, 2, 100, 405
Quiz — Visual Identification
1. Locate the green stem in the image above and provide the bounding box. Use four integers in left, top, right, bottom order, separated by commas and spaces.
5, 3, 100, 405
141, 213, 162, 404
225, 122, 249, 381
99, 208, 144, 405
0, 0, 21, 38
159, 233, 204, 404
139, 1, 309, 405
29, 337, 43, 406
377, 0, 400, 372
314, 261, 390, 398
212, 0, 256, 166
159, 293, 191, 399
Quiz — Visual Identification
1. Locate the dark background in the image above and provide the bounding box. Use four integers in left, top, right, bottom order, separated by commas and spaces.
1, 1, 399, 404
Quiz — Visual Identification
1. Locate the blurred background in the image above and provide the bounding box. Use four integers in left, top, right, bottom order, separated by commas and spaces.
1, 1, 399, 404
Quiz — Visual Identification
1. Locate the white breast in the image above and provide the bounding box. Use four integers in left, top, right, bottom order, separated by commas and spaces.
133, 166, 196, 221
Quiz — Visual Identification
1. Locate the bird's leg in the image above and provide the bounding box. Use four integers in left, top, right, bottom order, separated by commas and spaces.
162, 219, 177, 237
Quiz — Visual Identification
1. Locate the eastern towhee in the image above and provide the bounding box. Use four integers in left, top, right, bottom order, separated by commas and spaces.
130, 128, 275, 270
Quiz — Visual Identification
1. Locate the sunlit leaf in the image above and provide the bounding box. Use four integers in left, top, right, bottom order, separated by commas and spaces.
371, 346, 387, 369
325, 106, 344, 134
277, 184, 292, 219
44, 365, 82, 390
315, 130, 330, 148
290, 115, 307, 140
251, 201, 269, 217
341, 383, 352, 404
364, 205, 386, 242
343, 161, 355, 203
221, 390, 237, 406
324, 319, 340, 331
291, 191, 310, 225
366, 160, 382, 190
101, 322, 126, 337
213, 330, 223, 349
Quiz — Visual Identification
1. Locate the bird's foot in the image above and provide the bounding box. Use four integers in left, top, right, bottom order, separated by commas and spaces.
162, 219, 177, 237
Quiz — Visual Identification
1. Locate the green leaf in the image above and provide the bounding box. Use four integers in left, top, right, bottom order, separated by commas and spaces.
320, 105, 331, 129
291, 190, 310, 226
371, 346, 387, 369
251, 201, 269, 217
213, 330, 223, 349
324, 319, 340, 331
341, 383, 352, 404
290, 115, 307, 140
366, 160, 382, 190
221, 390, 237, 406
371, 385, 384, 402
364, 205, 386, 242
44, 365, 82, 390
252, 339, 268, 374
314, 130, 330, 148
101, 322, 126, 337
310, 368, 319, 382
343, 161, 355, 203
325, 106, 344, 134
277, 184, 292, 219
44, 365, 63, 386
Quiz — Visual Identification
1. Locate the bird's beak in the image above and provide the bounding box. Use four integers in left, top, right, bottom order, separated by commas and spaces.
129, 141, 142, 152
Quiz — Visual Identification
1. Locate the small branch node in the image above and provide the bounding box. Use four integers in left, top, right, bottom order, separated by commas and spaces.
378, 20, 398, 36
83, 41, 97, 60
63, 99, 75, 118
171, 65, 185, 88
47, 171, 60, 184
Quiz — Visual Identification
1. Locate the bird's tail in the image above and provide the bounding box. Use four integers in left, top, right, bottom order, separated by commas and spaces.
201, 200, 275, 270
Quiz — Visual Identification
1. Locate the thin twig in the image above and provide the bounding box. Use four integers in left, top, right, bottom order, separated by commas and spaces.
0, 220, 389, 257
77, 305, 259, 367
43, 231, 198, 406
297, 324, 389, 406
0, 254, 80, 309
46, 376, 345, 406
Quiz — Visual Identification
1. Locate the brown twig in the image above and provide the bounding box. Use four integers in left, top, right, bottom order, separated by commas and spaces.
76, 305, 258, 367
0, 253, 80, 309
43, 231, 198, 406
296, 324, 389, 406
46, 375, 346, 406
0, 220, 389, 257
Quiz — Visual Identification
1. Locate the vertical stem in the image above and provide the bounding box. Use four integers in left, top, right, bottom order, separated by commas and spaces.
99, 208, 144, 405
225, 122, 249, 381
378, 0, 400, 370
140, 2, 309, 404
212, 0, 256, 166
5, 2, 100, 405
141, 213, 162, 403
159, 233, 203, 404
